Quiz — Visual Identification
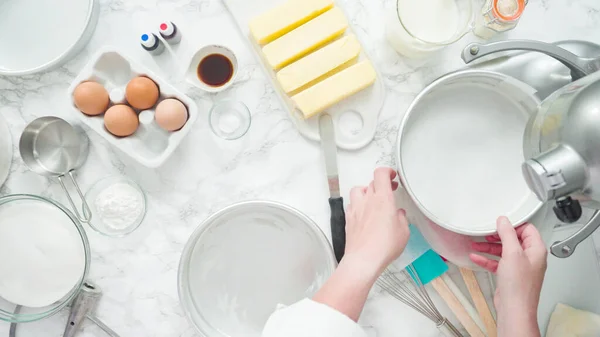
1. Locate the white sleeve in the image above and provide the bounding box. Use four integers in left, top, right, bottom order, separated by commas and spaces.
262, 298, 368, 337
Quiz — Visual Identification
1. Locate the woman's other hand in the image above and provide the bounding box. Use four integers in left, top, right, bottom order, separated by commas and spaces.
470, 216, 547, 337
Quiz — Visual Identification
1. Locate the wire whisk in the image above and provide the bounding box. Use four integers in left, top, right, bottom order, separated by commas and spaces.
377, 265, 464, 337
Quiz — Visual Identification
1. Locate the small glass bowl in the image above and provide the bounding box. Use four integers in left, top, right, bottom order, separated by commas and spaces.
209, 100, 251, 140
85, 175, 147, 237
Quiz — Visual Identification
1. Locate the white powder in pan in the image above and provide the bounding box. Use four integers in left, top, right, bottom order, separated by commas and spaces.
401, 83, 537, 232
0, 200, 85, 308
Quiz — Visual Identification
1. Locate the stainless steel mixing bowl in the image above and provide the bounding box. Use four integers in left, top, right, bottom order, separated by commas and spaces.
396, 70, 544, 236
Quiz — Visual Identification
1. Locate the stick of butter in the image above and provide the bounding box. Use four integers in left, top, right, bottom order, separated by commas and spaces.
249, 0, 334, 45
277, 35, 361, 95
262, 7, 348, 70
292, 60, 376, 119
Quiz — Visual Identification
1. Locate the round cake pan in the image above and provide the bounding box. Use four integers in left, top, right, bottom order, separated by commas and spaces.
0, 0, 99, 76
397, 70, 544, 236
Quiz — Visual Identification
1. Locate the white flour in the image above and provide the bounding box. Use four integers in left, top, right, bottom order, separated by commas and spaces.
0, 200, 85, 308
94, 183, 144, 230
401, 83, 535, 232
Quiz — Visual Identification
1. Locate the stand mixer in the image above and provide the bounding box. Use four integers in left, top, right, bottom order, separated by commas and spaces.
463, 40, 600, 258
523, 71, 600, 258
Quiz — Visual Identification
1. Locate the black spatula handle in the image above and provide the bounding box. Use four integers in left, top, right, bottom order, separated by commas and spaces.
329, 197, 346, 263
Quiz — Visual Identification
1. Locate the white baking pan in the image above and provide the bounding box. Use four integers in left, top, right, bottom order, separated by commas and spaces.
0, 0, 99, 76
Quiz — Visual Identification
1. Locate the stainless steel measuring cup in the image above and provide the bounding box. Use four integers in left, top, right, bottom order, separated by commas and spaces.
19, 117, 91, 223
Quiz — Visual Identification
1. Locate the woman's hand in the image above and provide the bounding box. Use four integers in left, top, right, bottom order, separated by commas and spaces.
313, 167, 410, 321
470, 216, 547, 337
344, 167, 410, 276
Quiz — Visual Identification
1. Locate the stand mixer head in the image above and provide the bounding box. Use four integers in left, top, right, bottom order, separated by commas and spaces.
463, 40, 600, 258
523, 72, 600, 258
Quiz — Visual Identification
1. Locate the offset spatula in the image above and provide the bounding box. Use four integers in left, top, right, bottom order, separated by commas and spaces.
319, 114, 346, 263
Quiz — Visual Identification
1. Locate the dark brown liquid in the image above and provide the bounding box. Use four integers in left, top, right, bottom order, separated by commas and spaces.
197, 54, 234, 87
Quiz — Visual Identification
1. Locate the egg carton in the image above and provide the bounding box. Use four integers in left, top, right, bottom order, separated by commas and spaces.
67, 47, 198, 168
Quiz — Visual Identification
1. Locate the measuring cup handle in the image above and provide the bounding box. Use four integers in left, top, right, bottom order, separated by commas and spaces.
462, 40, 598, 80
58, 171, 92, 223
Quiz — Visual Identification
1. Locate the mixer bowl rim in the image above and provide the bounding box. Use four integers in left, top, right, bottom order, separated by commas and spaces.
396, 69, 545, 236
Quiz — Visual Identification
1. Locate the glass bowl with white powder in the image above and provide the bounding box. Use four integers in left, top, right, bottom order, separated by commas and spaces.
85, 175, 146, 237
0, 194, 90, 323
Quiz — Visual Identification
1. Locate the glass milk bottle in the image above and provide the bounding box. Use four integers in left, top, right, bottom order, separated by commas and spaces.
385, 0, 473, 59
473, 0, 526, 39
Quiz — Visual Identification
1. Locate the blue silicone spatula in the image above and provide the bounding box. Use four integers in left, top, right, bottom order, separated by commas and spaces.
408, 228, 486, 337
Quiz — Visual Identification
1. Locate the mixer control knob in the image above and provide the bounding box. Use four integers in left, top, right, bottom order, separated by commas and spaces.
553, 197, 583, 223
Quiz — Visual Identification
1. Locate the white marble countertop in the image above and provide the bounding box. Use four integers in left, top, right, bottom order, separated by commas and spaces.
2, 0, 600, 336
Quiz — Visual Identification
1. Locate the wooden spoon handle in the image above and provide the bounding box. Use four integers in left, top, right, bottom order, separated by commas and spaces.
431, 277, 486, 337
460, 268, 497, 337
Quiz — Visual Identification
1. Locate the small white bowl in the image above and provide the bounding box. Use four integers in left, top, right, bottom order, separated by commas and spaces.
185, 45, 238, 93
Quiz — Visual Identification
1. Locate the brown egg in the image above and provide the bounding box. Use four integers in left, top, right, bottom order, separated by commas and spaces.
73, 81, 109, 116
155, 99, 188, 131
126, 77, 159, 110
104, 105, 139, 137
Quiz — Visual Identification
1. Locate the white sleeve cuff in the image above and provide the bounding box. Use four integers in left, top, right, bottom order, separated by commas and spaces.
262, 298, 368, 337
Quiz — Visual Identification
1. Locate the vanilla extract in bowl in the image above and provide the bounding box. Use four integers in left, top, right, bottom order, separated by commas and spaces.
197, 54, 234, 87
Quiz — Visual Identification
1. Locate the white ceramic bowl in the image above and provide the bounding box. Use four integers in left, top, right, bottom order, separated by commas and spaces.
185, 45, 239, 93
